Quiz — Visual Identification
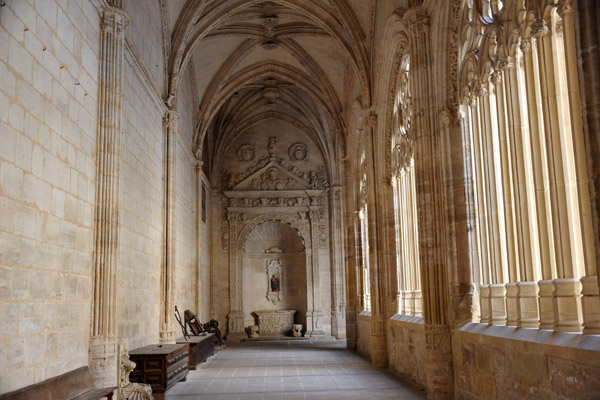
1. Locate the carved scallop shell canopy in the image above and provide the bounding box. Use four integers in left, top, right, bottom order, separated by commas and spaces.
244, 221, 305, 253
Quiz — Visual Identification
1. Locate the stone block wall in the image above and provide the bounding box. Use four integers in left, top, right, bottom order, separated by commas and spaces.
0, 0, 100, 392
386, 316, 426, 390
117, 54, 164, 350
356, 312, 372, 359
174, 134, 197, 321
453, 324, 600, 400
123, 0, 165, 95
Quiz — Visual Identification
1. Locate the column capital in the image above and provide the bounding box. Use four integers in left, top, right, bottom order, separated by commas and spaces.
531, 19, 550, 38
520, 37, 533, 54
403, 9, 430, 33
474, 84, 489, 98
557, 0, 574, 16
101, 5, 130, 34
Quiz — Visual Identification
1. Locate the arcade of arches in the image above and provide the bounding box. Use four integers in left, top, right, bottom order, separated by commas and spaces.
1, 0, 599, 398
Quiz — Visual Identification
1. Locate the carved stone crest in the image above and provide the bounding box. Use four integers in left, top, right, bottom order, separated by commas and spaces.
289, 143, 308, 161
237, 143, 255, 163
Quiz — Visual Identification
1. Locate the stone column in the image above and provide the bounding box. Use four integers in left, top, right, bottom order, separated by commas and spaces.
329, 186, 346, 338
572, 0, 600, 333
226, 211, 246, 341
195, 160, 203, 315
342, 159, 359, 349
307, 208, 325, 337
159, 109, 179, 344
89, 3, 129, 387
405, 9, 454, 399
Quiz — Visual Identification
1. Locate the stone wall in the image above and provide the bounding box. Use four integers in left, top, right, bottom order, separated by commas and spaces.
117, 53, 164, 350
454, 324, 600, 399
123, 0, 165, 95
386, 316, 426, 390
174, 133, 197, 321
0, 0, 100, 391
356, 312, 372, 359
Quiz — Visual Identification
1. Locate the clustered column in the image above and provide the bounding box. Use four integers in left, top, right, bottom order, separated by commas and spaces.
89, 2, 129, 387
160, 109, 179, 344
404, 9, 454, 399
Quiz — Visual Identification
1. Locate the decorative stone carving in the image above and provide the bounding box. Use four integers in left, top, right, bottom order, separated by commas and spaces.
117, 342, 153, 400
237, 143, 256, 163
255, 310, 296, 335
266, 259, 283, 304
268, 136, 277, 157
289, 143, 308, 161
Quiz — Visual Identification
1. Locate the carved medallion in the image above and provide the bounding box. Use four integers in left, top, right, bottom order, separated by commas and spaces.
237, 143, 255, 163
289, 143, 308, 161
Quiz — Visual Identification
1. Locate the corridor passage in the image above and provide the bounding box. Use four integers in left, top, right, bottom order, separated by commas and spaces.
166, 340, 425, 400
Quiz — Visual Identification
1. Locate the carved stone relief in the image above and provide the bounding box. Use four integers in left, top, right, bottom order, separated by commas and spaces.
289, 143, 308, 161
237, 142, 256, 163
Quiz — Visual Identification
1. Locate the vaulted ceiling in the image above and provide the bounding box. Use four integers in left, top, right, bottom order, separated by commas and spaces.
162, 0, 377, 183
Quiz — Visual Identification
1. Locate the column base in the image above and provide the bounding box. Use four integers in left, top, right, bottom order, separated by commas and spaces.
90, 337, 117, 388
517, 281, 540, 328
553, 278, 583, 332
538, 280, 555, 329
581, 276, 600, 334
506, 283, 519, 326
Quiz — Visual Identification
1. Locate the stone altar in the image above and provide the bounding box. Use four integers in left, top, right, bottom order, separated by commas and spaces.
255, 310, 296, 336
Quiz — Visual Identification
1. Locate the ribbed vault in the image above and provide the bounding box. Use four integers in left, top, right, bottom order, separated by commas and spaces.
163, 0, 373, 187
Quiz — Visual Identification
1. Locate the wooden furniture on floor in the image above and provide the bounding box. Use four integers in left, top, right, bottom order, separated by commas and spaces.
129, 343, 189, 400
176, 333, 215, 369
0, 366, 116, 400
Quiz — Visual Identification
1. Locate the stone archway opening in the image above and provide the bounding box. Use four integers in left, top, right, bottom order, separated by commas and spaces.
242, 220, 308, 335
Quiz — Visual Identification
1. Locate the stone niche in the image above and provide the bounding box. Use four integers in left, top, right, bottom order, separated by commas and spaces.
216, 122, 333, 341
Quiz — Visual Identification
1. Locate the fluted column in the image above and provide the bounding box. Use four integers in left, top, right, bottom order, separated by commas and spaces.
160, 109, 179, 344
405, 9, 453, 398
89, 3, 129, 387
329, 186, 347, 338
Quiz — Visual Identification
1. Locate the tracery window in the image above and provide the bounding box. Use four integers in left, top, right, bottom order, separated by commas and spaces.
458, 0, 599, 333
391, 55, 421, 317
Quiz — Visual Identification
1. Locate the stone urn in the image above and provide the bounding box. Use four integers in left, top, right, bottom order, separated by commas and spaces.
247, 325, 259, 339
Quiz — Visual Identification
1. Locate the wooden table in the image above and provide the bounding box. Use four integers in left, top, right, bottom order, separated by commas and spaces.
176, 333, 215, 370
129, 343, 189, 400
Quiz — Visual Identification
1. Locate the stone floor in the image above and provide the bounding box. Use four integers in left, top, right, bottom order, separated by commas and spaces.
166, 339, 426, 400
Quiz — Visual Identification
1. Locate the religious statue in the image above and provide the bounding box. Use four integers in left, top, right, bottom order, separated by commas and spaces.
270, 274, 280, 291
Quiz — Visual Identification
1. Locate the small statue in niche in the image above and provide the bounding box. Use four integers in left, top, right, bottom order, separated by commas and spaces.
270, 274, 280, 291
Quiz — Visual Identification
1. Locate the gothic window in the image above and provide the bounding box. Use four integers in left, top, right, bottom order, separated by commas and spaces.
458, 0, 598, 333
391, 55, 421, 317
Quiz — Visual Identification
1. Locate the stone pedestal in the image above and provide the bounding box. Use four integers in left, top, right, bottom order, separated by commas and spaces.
255, 310, 296, 336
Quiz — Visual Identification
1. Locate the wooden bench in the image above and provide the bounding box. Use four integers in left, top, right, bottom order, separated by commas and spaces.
0, 366, 116, 400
